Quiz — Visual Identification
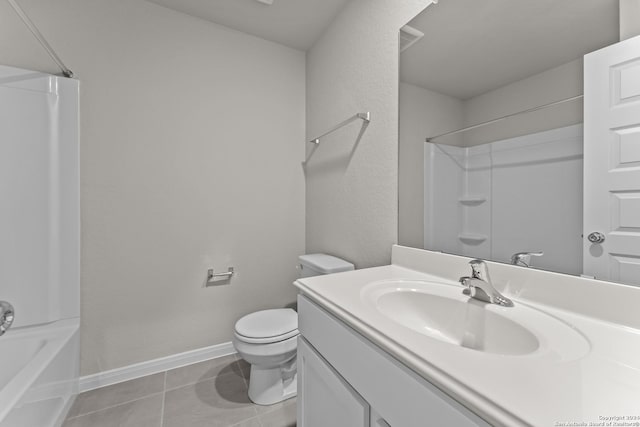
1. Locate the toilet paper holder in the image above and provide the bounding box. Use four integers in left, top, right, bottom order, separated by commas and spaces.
206, 267, 235, 286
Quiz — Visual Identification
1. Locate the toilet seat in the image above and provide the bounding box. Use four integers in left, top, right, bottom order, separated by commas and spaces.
234, 308, 298, 344
234, 329, 299, 344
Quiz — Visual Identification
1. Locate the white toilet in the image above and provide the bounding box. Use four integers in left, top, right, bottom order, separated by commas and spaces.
232, 253, 354, 405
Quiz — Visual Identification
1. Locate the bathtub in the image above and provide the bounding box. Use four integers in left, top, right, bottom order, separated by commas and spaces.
0, 65, 80, 426
0, 319, 79, 427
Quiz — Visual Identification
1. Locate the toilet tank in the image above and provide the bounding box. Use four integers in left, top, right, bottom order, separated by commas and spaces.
298, 254, 355, 278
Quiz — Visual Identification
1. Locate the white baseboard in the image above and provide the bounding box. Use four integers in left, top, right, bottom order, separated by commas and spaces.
79, 341, 236, 392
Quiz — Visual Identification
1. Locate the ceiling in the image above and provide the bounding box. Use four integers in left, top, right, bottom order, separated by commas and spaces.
146, 0, 351, 50
400, 0, 619, 100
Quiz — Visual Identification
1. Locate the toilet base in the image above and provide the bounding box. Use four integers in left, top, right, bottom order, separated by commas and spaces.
247, 356, 297, 405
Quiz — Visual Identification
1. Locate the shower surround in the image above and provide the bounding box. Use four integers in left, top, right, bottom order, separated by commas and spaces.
0, 64, 79, 426
424, 124, 583, 275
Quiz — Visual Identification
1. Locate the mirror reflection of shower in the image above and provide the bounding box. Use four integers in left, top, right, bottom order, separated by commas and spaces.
398, 0, 618, 276
425, 124, 583, 275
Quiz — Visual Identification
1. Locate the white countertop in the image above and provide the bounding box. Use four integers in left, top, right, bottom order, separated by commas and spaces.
294, 257, 640, 427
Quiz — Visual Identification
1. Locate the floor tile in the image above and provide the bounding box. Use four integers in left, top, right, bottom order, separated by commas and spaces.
258, 398, 296, 427
163, 373, 257, 427
63, 394, 163, 427
166, 354, 244, 390
67, 372, 165, 418
236, 358, 251, 380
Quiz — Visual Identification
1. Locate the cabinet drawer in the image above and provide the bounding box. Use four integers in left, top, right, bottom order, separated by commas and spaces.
298, 295, 489, 427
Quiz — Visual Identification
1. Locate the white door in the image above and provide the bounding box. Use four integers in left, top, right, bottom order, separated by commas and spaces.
584, 35, 640, 286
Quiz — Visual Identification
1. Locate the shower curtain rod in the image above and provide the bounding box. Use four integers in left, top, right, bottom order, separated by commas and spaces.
425, 94, 583, 142
7, 0, 74, 78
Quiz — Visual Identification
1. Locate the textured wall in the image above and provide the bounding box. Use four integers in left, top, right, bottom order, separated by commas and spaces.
0, 0, 305, 375
305, 0, 433, 268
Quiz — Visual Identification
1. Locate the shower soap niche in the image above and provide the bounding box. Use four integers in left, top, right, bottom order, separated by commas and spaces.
458, 195, 487, 205
458, 233, 488, 244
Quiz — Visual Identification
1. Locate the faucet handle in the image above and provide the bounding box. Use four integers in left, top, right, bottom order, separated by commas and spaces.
469, 259, 491, 282
511, 251, 544, 267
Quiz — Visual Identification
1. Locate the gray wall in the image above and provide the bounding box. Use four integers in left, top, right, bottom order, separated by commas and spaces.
0, 0, 305, 375
305, 0, 433, 268
621, 0, 640, 40
462, 59, 584, 146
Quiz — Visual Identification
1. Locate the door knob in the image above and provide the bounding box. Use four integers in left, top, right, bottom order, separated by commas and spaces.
587, 232, 605, 244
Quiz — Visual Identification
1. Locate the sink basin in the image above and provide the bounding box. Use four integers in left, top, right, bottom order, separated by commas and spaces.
376, 289, 538, 355
362, 280, 590, 359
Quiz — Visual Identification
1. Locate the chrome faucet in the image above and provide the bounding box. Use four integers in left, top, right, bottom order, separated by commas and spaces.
511, 251, 543, 267
459, 259, 513, 307
0, 301, 15, 336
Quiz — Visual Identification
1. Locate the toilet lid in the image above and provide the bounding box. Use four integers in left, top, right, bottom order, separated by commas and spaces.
235, 308, 298, 339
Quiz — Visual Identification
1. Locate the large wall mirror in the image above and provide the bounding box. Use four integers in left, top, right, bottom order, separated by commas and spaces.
398, 0, 640, 286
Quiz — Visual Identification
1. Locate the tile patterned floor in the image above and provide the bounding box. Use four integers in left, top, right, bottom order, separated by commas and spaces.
64, 354, 296, 427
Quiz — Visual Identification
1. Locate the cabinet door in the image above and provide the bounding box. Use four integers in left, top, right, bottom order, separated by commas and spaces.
297, 337, 370, 427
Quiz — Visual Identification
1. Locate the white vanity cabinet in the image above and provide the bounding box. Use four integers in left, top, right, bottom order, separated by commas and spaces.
297, 338, 370, 426
297, 295, 490, 427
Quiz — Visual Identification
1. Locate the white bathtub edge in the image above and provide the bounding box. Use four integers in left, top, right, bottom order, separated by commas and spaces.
79, 341, 236, 392
0, 319, 79, 426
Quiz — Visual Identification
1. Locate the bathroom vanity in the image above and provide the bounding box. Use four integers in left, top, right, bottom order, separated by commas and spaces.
294, 245, 640, 427
296, 295, 489, 427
